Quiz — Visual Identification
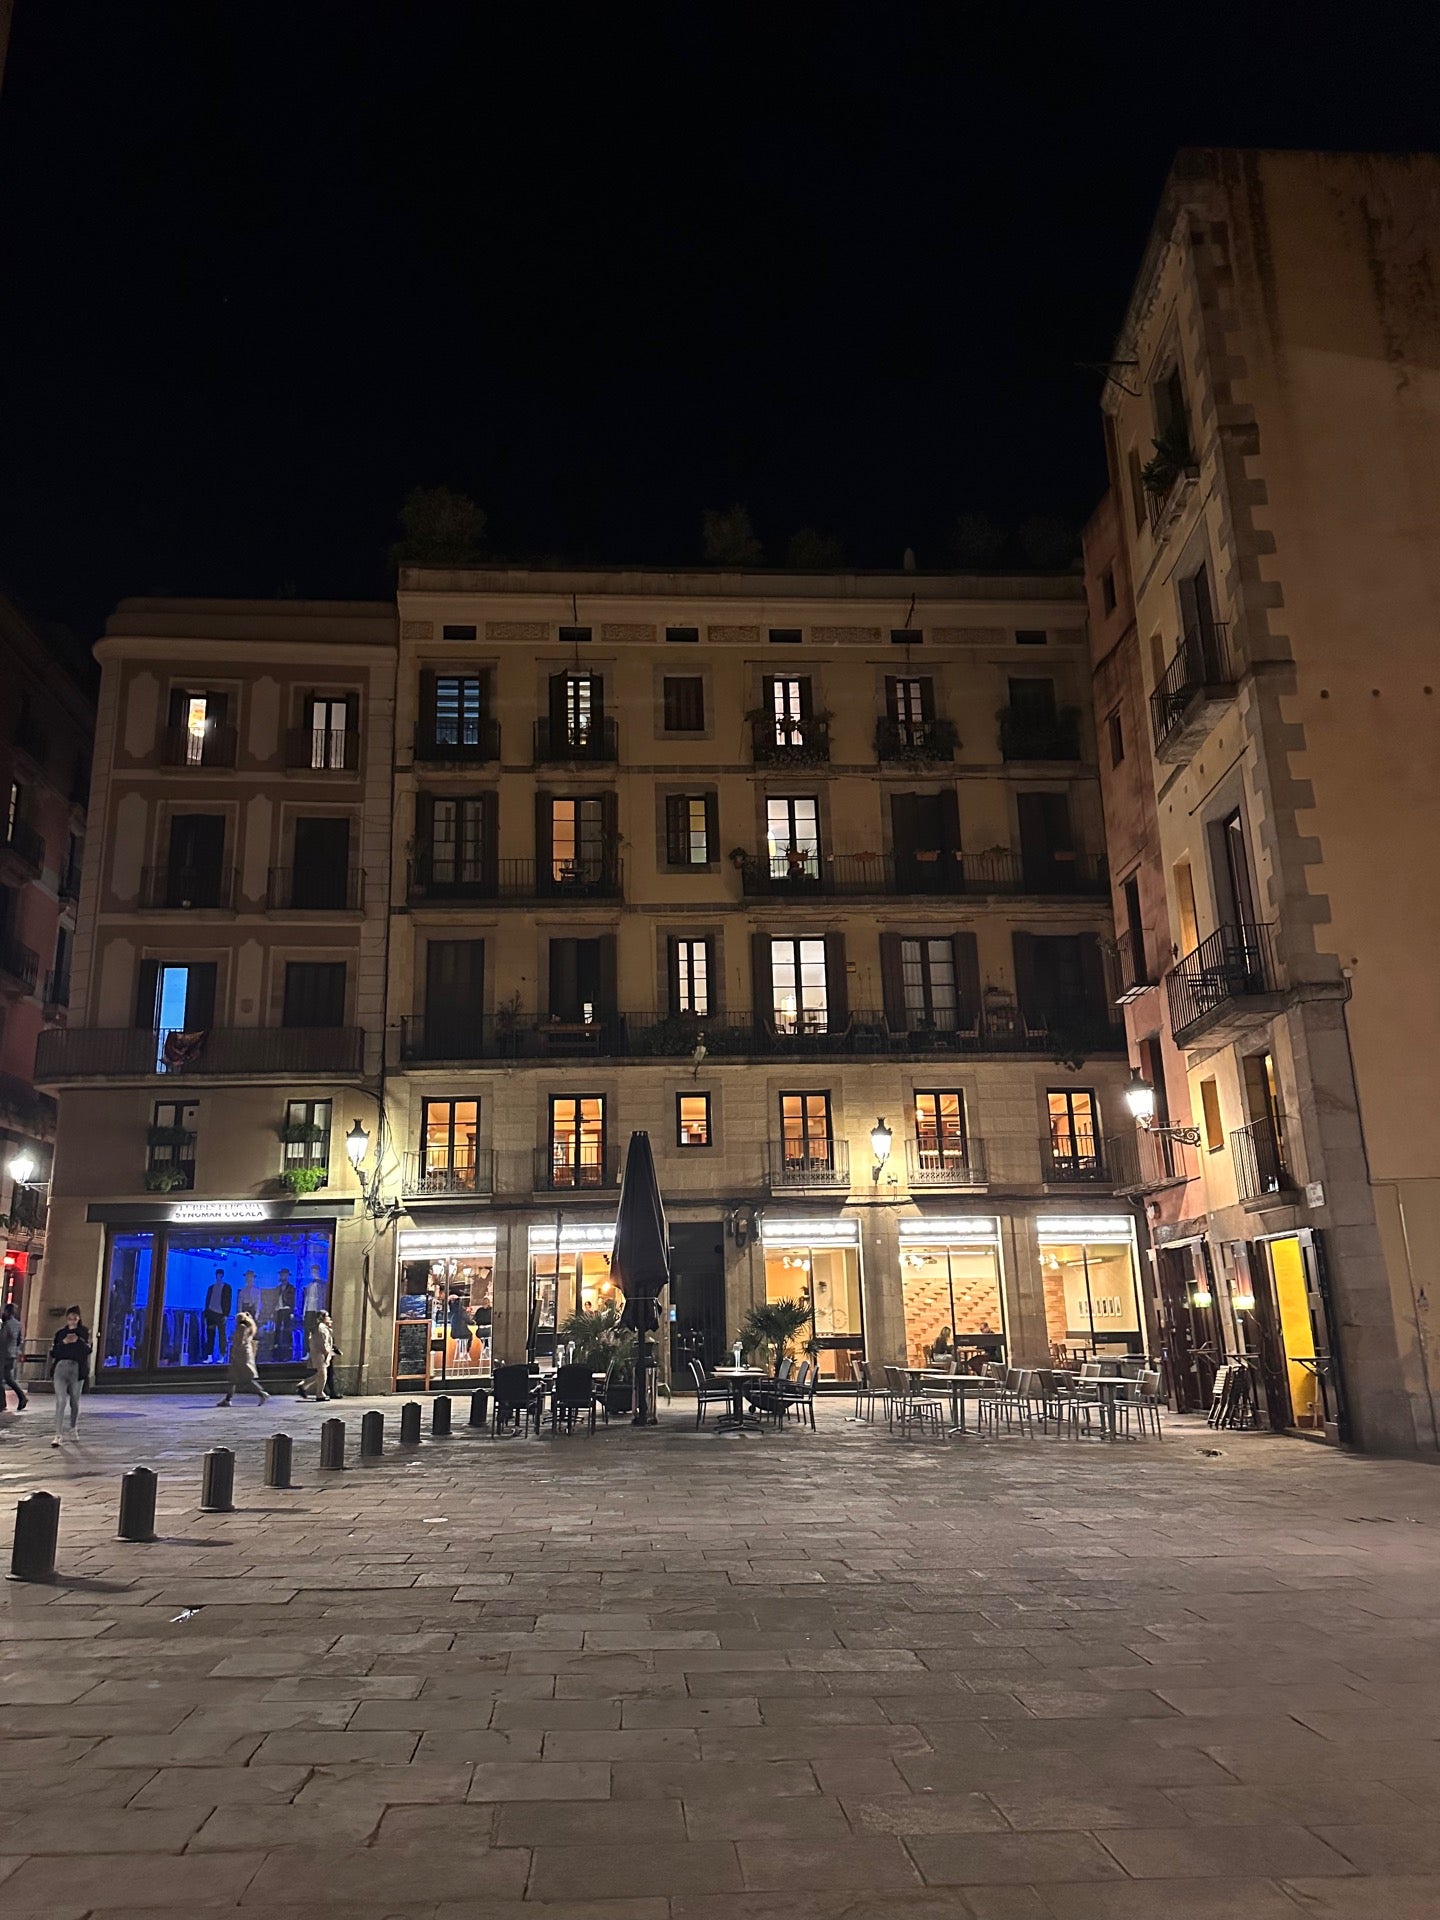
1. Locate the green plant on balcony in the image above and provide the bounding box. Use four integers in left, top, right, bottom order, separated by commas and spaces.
876, 716, 959, 765
1140, 423, 1197, 496
740, 1296, 813, 1376
630, 1014, 705, 1058
144, 1165, 191, 1193
279, 1120, 327, 1146
746, 709, 831, 767
278, 1165, 327, 1196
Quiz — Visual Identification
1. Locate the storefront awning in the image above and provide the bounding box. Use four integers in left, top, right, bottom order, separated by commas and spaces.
527, 1220, 616, 1253
760, 1216, 859, 1246
898, 1215, 999, 1244
1037, 1215, 1136, 1245
399, 1226, 497, 1263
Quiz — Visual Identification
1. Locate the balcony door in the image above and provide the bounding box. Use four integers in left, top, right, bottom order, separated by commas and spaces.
422, 1097, 480, 1190
1017, 791, 1074, 893
1215, 808, 1259, 930
136, 960, 217, 1069
765, 797, 820, 883
890, 790, 959, 892
425, 939, 485, 1057
166, 814, 225, 907
779, 1092, 833, 1172
549, 936, 615, 1024
292, 817, 350, 910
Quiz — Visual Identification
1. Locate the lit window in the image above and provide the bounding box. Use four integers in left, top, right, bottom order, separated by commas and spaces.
765, 797, 819, 881
665, 794, 711, 866
779, 1091, 832, 1168
550, 797, 606, 883
674, 939, 710, 1015
677, 1093, 711, 1148
771, 937, 828, 1035
550, 1096, 606, 1189
901, 939, 957, 1031
185, 696, 209, 766
914, 1091, 966, 1172
1047, 1089, 1099, 1172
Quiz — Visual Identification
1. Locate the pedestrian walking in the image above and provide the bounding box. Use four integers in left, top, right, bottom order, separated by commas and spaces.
49, 1306, 90, 1445
297, 1310, 336, 1400
217, 1309, 269, 1407
0, 1300, 27, 1411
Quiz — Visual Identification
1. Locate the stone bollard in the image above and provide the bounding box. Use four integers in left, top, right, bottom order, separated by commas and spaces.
8, 1491, 60, 1582
200, 1447, 235, 1513
431, 1395, 452, 1438
469, 1387, 489, 1428
399, 1401, 422, 1447
319, 1418, 346, 1471
264, 1433, 293, 1489
360, 1410, 384, 1459
117, 1467, 158, 1543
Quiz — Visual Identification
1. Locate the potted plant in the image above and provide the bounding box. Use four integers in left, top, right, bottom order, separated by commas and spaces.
279, 1120, 327, 1147
143, 1165, 190, 1193
1140, 423, 1197, 496
279, 1165, 327, 1197
558, 1301, 637, 1413
740, 1297, 813, 1377
728, 846, 750, 870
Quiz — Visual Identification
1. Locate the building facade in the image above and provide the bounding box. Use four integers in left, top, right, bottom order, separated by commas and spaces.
36, 571, 1146, 1392
1089, 148, 1440, 1456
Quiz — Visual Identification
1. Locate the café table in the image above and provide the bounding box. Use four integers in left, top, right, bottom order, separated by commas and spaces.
710, 1365, 768, 1434
906, 1367, 998, 1435
1054, 1370, 1129, 1438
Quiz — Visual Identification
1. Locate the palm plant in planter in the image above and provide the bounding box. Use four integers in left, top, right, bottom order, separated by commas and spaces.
558, 1301, 638, 1413
740, 1297, 813, 1376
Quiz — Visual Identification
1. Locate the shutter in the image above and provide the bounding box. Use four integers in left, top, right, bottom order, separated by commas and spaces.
937, 788, 961, 854
798, 677, 814, 719
952, 932, 981, 1018
166, 687, 187, 728
548, 673, 568, 740
702, 935, 718, 1016
703, 792, 718, 864
889, 792, 919, 853
207, 691, 229, 728
879, 934, 905, 1028
590, 673, 605, 726
597, 935, 618, 1017
600, 789, 618, 842
750, 932, 774, 1030
1011, 931, 1039, 1021
919, 677, 936, 721
534, 790, 552, 880
1078, 932, 1107, 1020
418, 670, 437, 745
666, 936, 681, 1014
884, 677, 900, 723
416, 792, 435, 875
664, 796, 683, 865
133, 958, 160, 1028
480, 792, 499, 881
184, 963, 217, 1031
549, 940, 578, 1020
824, 931, 849, 1029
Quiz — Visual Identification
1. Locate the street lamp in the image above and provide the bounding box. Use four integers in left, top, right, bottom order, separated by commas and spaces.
869, 1117, 893, 1184
345, 1119, 398, 1226
6, 1151, 38, 1187
1123, 1071, 1201, 1147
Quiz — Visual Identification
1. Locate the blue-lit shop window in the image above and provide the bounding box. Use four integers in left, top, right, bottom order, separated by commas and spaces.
101, 1231, 155, 1369
156, 1227, 332, 1367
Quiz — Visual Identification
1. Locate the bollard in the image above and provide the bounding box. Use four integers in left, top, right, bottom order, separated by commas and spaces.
264, 1433, 293, 1490
469, 1387, 489, 1428
200, 1447, 235, 1513
360, 1410, 384, 1459
399, 1401, 422, 1447
431, 1395, 452, 1438
117, 1467, 158, 1543
319, 1417, 346, 1471
8, 1491, 60, 1582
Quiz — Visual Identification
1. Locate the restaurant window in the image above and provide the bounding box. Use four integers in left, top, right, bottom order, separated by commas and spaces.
770, 937, 828, 1034
664, 793, 714, 866
282, 1097, 332, 1175
308, 695, 353, 769
762, 1222, 864, 1382
527, 1229, 614, 1365
551, 796, 607, 884
662, 676, 705, 732
900, 1235, 1004, 1369
669, 937, 712, 1016
677, 1092, 711, 1148
146, 1099, 196, 1192
283, 961, 346, 1029
902, 938, 958, 1031
913, 1090, 967, 1174
1047, 1088, 1099, 1174
779, 1091, 833, 1171
549, 1095, 606, 1188
1039, 1224, 1143, 1356
765, 796, 820, 881
395, 1235, 494, 1386
421, 1098, 480, 1190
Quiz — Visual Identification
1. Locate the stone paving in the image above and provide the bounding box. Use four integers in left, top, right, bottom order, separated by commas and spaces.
2, 1387, 1440, 1919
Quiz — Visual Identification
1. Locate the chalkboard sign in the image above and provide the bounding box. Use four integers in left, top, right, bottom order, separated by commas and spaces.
395, 1321, 428, 1381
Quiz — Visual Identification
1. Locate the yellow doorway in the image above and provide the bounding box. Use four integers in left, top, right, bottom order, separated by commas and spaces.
1269, 1234, 1320, 1429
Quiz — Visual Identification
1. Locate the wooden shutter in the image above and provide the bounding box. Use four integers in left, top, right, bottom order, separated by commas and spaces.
166, 687, 187, 728
750, 932, 774, 1030
664, 796, 684, 865
1011, 931, 1039, 1021
1078, 932, 1107, 1020
534, 790, 553, 878
703, 792, 718, 865
666, 936, 681, 1014
549, 940, 578, 1020
884, 676, 901, 723
480, 791, 499, 880
798, 677, 814, 719
590, 673, 605, 726
600, 789, 618, 844
133, 958, 160, 1027
547, 673, 568, 739
597, 935, 618, 1017
919, 677, 936, 721
824, 932, 849, 1029
183, 963, 217, 1031
418, 670, 437, 742
889, 792, 919, 853
936, 788, 961, 853
951, 932, 981, 1018
207, 690, 229, 729
879, 933, 905, 1028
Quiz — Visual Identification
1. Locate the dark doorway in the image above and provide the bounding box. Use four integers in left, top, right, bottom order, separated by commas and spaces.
293, 817, 351, 910
166, 813, 225, 907
1154, 1244, 1221, 1412
668, 1222, 726, 1380
425, 939, 485, 1057
1017, 791, 1075, 893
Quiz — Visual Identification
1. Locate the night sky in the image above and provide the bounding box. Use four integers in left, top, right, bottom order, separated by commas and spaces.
1, 4, 1436, 642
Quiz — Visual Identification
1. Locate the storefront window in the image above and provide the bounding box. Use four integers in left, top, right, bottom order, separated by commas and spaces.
760, 1223, 863, 1381
900, 1241, 1004, 1367
396, 1244, 494, 1387
528, 1244, 616, 1362
1038, 1223, 1142, 1356
101, 1231, 155, 1369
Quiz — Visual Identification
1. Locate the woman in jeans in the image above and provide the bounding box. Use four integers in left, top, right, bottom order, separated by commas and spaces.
49, 1306, 90, 1446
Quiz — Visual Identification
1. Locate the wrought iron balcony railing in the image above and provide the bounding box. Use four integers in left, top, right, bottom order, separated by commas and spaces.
42, 968, 70, 1009
0, 937, 39, 993
1115, 927, 1152, 1001
415, 720, 500, 764
533, 1144, 619, 1192
1041, 1130, 1109, 1184
2, 818, 44, 873
738, 846, 1106, 899
1106, 1129, 1196, 1194
285, 727, 359, 771
1232, 1116, 1296, 1203
1150, 623, 1236, 753
1167, 922, 1281, 1046
904, 1137, 987, 1187
140, 866, 238, 911
765, 1139, 850, 1191
750, 714, 831, 767
402, 1148, 495, 1199
533, 717, 618, 764
408, 851, 622, 903
874, 716, 958, 764
159, 724, 238, 769
36, 1025, 365, 1080
267, 867, 365, 911
998, 706, 1082, 761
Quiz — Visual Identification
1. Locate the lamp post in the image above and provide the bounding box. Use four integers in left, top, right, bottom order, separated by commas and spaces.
1123, 1071, 1201, 1147
869, 1117, 893, 1185
345, 1119, 399, 1227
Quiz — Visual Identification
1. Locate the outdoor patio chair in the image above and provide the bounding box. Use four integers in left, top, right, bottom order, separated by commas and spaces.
887, 1366, 946, 1440
1112, 1367, 1164, 1439
778, 1359, 817, 1428
493, 1362, 542, 1436
550, 1362, 598, 1434
689, 1358, 723, 1428
747, 1356, 794, 1421
851, 1357, 880, 1422
977, 1366, 1034, 1436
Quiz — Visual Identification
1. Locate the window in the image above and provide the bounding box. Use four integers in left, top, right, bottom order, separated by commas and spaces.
768, 676, 808, 745
662, 676, 705, 732
669, 937, 712, 1016
558, 626, 592, 645
431, 675, 486, 747
550, 797, 608, 884
442, 624, 477, 641
290, 818, 352, 910
765, 796, 820, 880
914, 1091, 966, 1173
1200, 1078, 1224, 1153
677, 1093, 711, 1148
282, 961, 346, 1028
136, 960, 217, 1071
902, 938, 958, 1031
421, 1099, 479, 1186
1101, 569, 1117, 614
182, 692, 210, 765
770, 937, 828, 1034
147, 1100, 197, 1192
664, 793, 714, 866
1108, 711, 1125, 766
548, 937, 613, 1022
427, 796, 491, 888
665, 626, 699, 644
1015, 629, 1048, 647
1008, 676, 1057, 720
885, 676, 934, 747
768, 628, 802, 645
563, 673, 596, 745
308, 696, 351, 770
1047, 1089, 1099, 1173
779, 1092, 833, 1169
1153, 362, 1191, 458
1173, 862, 1199, 955
166, 688, 229, 767
282, 1098, 332, 1172
163, 813, 226, 908
890, 628, 923, 646
550, 1095, 606, 1188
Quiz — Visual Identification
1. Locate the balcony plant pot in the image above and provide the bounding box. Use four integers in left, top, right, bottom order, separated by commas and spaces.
279, 1121, 328, 1146
143, 1167, 191, 1193
278, 1165, 327, 1197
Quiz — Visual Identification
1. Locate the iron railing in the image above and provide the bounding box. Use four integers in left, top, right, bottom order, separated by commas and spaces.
408, 851, 622, 903
738, 847, 1106, 899
267, 867, 365, 911
1106, 1129, 1196, 1193
1232, 1116, 1294, 1202
1041, 1130, 1108, 1183
905, 1137, 988, 1187
2, 818, 44, 872
159, 724, 238, 769
750, 715, 831, 767
1167, 922, 1280, 1044
998, 706, 1082, 761
285, 727, 359, 771
874, 717, 958, 764
1150, 622, 1235, 749
0, 937, 39, 992
533, 1144, 619, 1192
140, 865, 238, 911
414, 720, 500, 764
533, 717, 618, 764
402, 1148, 495, 1199
1115, 927, 1152, 999
35, 1025, 364, 1079
765, 1139, 850, 1190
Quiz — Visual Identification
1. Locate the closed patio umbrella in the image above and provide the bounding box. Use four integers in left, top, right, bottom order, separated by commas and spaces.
612, 1130, 670, 1426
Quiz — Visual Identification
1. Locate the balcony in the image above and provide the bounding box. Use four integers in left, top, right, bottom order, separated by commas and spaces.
7, 1182, 47, 1232
0, 936, 39, 994
1, 817, 44, 877
35, 1025, 365, 1081
1114, 929, 1152, 1003
904, 1137, 987, 1188
750, 714, 830, 768
1106, 1128, 1196, 1195
533, 717, 618, 765
998, 706, 1081, 762
267, 867, 365, 911
140, 866, 238, 911
159, 724, 238, 770
414, 720, 500, 765
533, 1144, 619, 1193
874, 717, 958, 765
1167, 923, 1283, 1049
1041, 1133, 1110, 1185
1232, 1116, 1298, 1207
1150, 623, 1236, 762
408, 852, 621, 904
765, 1139, 850, 1192
402, 1148, 495, 1200
738, 846, 1106, 900
285, 727, 359, 772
